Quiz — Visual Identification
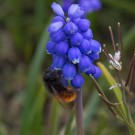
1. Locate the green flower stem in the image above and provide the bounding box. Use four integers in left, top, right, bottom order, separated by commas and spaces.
74, 89, 84, 135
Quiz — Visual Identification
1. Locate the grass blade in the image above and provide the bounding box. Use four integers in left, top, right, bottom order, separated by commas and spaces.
20, 19, 50, 135
47, 99, 59, 135
64, 109, 75, 135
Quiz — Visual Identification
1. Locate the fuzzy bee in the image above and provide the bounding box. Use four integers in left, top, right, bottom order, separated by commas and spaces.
43, 69, 77, 103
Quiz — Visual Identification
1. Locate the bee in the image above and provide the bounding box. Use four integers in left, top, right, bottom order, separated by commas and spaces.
43, 69, 77, 103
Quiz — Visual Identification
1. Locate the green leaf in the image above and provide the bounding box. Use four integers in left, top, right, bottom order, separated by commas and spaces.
48, 99, 59, 135
28, 83, 46, 135
97, 62, 126, 117
84, 91, 99, 129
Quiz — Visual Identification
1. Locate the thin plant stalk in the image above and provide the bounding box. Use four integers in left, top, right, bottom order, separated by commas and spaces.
116, 104, 135, 135
98, 62, 135, 134
74, 89, 84, 135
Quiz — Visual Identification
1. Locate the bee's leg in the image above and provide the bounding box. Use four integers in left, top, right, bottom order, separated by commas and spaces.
51, 86, 59, 96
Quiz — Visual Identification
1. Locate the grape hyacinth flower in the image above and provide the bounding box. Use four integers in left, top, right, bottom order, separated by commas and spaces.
62, 0, 101, 13
46, 2, 101, 89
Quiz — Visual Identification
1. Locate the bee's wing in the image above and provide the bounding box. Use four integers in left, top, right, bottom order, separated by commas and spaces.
51, 86, 66, 109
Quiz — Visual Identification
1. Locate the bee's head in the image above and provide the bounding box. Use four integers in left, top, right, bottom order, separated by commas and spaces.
43, 69, 52, 81
43, 69, 63, 81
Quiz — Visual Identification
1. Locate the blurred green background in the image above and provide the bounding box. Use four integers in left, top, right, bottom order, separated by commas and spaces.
0, 0, 135, 135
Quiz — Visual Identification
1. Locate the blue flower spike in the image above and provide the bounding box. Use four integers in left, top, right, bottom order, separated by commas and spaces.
46, 41, 56, 55
78, 19, 90, 32
48, 21, 63, 33
52, 55, 67, 70
62, 0, 101, 14
63, 62, 76, 80
68, 47, 82, 64
78, 55, 92, 72
82, 29, 93, 39
52, 16, 65, 23
79, 39, 92, 54
93, 66, 102, 79
85, 64, 96, 75
72, 17, 81, 25
89, 53, 99, 61
55, 41, 69, 55
71, 32, 83, 46
50, 30, 65, 42
64, 22, 78, 35
68, 4, 86, 18
82, 0, 101, 13
46, 2, 101, 89
90, 39, 101, 53
62, 0, 73, 12
51, 2, 65, 17
71, 74, 84, 88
